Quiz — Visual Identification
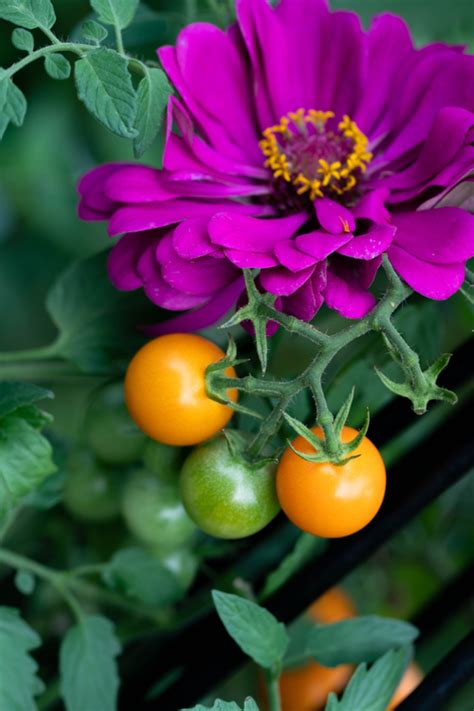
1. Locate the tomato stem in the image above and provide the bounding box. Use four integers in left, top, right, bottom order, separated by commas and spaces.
265, 668, 282, 711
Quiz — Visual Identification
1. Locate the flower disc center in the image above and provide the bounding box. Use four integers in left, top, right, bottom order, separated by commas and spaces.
259, 109, 372, 201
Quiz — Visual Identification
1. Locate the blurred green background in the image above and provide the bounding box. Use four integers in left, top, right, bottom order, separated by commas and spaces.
0, 1, 473, 708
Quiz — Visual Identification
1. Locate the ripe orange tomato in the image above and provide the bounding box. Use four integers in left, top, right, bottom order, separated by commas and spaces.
124, 334, 237, 446
276, 426, 386, 537
307, 587, 357, 624
388, 663, 423, 709
279, 587, 356, 711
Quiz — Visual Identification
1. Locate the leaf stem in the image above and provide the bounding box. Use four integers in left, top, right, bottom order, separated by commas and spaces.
265, 668, 282, 711
4, 41, 93, 79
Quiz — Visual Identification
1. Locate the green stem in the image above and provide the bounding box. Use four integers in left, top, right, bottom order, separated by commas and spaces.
0, 344, 59, 363
377, 317, 426, 391
247, 394, 292, 459
113, 23, 125, 56
5, 42, 92, 79
265, 669, 282, 711
0, 361, 86, 381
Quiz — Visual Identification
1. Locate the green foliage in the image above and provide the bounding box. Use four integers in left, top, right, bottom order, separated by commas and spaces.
44, 53, 71, 80
260, 533, 323, 600
285, 616, 418, 668
90, 0, 139, 30
11, 26, 33, 50
0, 382, 56, 521
102, 547, 184, 607
0, 0, 56, 30
74, 47, 137, 138
325, 647, 411, 711
184, 699, 260, 711
212, 590, 289, 669
0, 607, 44, 710
134, 66, 172, 157
0, 76, 27, 138
80, 19, 108, 43
60, 615, 120, 711
45, 250, 155, 373
14, 570, 35, 594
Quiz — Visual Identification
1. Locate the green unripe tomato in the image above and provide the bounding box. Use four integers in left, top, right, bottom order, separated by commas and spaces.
142, 440, 184, 484
155, 548, 199, 590
180, 435, 280, 539
84, 382, 146, 465
122, 469, 196, 552
63, 450, 121, 522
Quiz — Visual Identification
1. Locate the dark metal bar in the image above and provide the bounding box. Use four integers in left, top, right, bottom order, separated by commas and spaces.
397, 632, 474, 710
119, 391, 474, 710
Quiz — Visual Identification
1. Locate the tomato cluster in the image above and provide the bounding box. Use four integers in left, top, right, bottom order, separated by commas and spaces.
122, 333, 387, 543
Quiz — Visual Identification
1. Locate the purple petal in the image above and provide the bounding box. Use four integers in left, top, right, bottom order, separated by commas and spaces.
314, 198, 356, 234
337, 223, 396, 260
172, 219, 219, 259
295, 230, 352, 260
137, 244, 206, 310
209, 212, 307, 252
281, 263, 327, 321
108, 232, 156, 291
324, 262, 377, 318
388, 245, 466, 299
352, 189, 391, 224
274, 240, 318, 272
104, 165, 175, 203
392, 208, 474, 264
224, 249, 279, 268
78, 163, 124, 219
144, 277, 245, 336
259, 265, 314, 296
108, 200, 263, 236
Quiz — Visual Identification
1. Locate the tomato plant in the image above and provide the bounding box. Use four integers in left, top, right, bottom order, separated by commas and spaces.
63, 450, 121, 522
124, 334, 238, 446
180, 435, 280, 539
276, 427, 386, 538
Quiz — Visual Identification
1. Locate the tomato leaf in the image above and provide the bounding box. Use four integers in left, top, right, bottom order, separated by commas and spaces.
44, 54, 71, 80
80, 19, 108, 44
102, 547, 184, 607
74, 47, 137, 139
0, 0, 56, 29
14, 570, 35, 595
0, 414, 56, 521
0, 607, 44, 710
212, 590, 289, 669
285, 615, 418, 669
60, 615, 120, 711
0, 382, 52, 420
324, 647, 411, 711
90, 0, 139, 30
11, 27, 34, 51
45, 250, 158, 373
183, 700, 259, 711
133, 66, 172, 158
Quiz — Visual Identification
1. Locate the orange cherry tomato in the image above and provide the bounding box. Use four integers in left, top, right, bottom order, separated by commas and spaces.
124, 334, 237, 446
280, 661, 352, 711
279, 587, 356, 711
276, 426, 386, 537
388, 663, 423, 709
307, 587, 357, 624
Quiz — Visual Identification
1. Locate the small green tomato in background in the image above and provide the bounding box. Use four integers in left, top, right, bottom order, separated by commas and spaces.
180, 435, 280, 539
154, 548, 199, 590
63, 450, 121, 522
142, 440, 184, 483
84, 382, 146, 465
122, 469, 196, 552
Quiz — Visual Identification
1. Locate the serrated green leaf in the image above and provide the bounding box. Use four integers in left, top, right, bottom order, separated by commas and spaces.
14, 570, 35, 595
212, 590, 289, 669
260, 533, 323, 600
0, 0, 55, 29
45, 251, 157, 373
0, 415, 56, 520
0, 78, 27, 129
45, 53, 71, 80
60, 615, 120, 711
298, 616, 418, 669
74, 47, 137, 139
326, 647, 411, 711
133, 66, 171, 157
102, 547, 183, 607
0, 382, 52, 420
90, 0, 139, 29
182, 701, 242, 711
244, 700, 260, 711
12, 27, 34, 51
0, 607, 44, 710
81, 19, 108, 43
13, 405, 53, 430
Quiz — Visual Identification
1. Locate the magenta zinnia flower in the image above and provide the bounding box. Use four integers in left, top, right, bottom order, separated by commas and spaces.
78, 0, 474, 334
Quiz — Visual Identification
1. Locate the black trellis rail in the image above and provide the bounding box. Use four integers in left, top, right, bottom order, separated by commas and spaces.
119, 338, 474, 711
